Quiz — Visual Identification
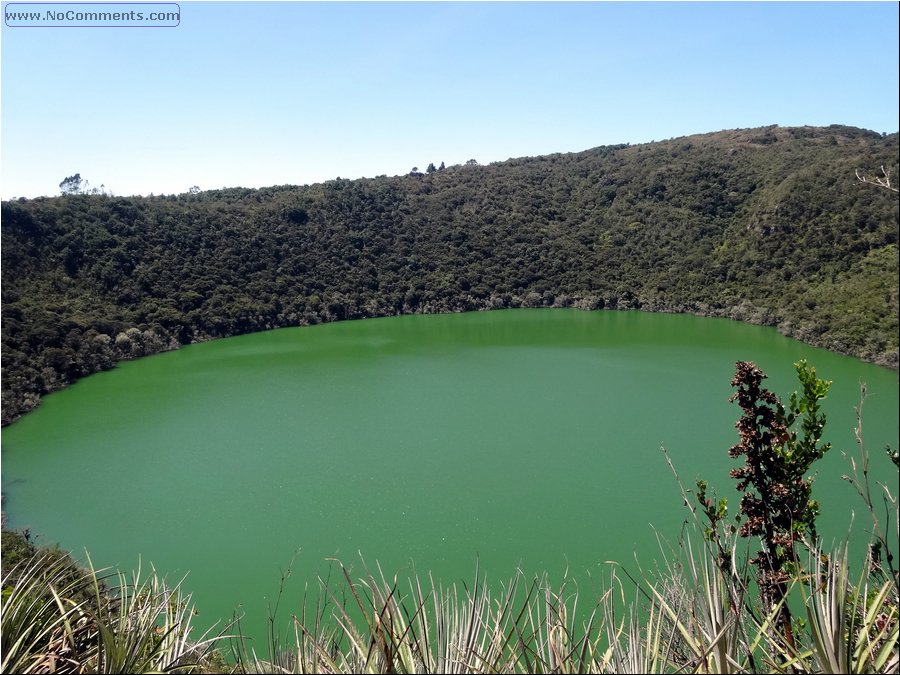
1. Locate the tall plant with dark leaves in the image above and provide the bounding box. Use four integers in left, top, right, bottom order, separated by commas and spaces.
727, 359, 832, 647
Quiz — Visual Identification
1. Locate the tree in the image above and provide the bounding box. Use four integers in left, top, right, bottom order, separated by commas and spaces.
439, 161, 445, 171
59, 174, 84, 195
59, 174, 108, 196
426, 163, 436, 174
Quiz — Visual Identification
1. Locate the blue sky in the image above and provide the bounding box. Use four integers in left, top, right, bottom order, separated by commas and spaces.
2, 1, 898, 198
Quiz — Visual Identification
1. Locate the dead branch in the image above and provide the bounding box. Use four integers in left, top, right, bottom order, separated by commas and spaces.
856, 165, 899, 192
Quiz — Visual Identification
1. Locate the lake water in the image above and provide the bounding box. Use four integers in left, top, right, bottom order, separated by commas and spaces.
2, 309, 897, 646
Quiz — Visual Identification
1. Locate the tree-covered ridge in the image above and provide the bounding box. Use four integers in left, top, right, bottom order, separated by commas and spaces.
2, 124, 898, 424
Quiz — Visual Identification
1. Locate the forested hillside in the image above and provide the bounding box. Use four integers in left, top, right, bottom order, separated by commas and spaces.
2, 124, 898, 425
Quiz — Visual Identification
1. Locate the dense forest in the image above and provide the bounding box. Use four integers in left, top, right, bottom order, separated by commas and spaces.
2, 124, 898, 425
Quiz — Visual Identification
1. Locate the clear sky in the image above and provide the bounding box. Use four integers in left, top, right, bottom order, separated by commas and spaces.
1, 1, 898, 199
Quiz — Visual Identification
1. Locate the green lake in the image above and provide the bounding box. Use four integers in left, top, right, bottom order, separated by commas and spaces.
2, 309, 898, 646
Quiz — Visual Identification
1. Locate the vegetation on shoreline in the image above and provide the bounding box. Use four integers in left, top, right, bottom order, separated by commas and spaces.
2, 124, 898, 425
2, 360, 897, 673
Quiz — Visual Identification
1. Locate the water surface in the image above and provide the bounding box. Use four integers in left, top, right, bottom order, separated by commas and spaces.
3, 309, 897, 644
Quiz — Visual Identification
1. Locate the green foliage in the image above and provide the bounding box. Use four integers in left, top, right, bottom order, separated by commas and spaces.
2, 125, 898, 425
5, 531, 896, 673
777, 360, 832, 540
0, 537, 226, 673
1, 528, 37, 572
724, 360, 834, 646
795, 546, 899, 674
728, 360, 831, 546
1, 551, 94, 674
667, 360, 898, 673
695, 479, 729, 526
59, 173, 84, 196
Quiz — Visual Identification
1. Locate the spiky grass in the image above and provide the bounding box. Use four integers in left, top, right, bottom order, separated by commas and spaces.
1, 551, 227, 674
85, 554, 225, 673
1, 551, 94, 673
784, 546, 898, 674
5, 532, 897, 674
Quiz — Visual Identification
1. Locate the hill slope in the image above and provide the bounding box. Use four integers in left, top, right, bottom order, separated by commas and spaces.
2, 124, 898, 424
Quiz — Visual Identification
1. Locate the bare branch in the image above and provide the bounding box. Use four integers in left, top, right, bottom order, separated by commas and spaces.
856, 165, 900, 192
